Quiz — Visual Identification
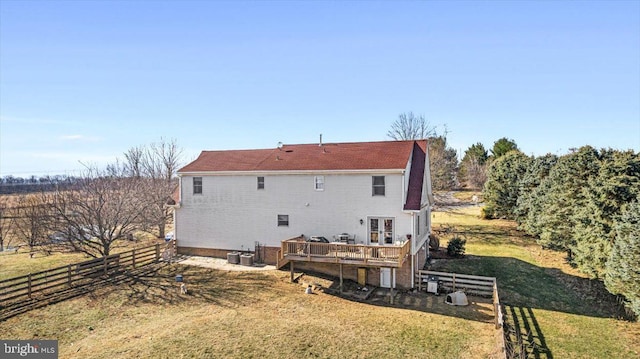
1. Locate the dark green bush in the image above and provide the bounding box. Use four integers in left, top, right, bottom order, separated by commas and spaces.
447, 236, 466, 257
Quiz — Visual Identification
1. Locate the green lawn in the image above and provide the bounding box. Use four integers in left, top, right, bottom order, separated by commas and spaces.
431, 206, 639, 358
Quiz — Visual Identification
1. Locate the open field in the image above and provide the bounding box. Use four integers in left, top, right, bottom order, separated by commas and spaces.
431, 206, 640, 358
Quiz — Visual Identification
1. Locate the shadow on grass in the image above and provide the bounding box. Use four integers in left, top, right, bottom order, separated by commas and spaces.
0, 264, 163, 321
299, 270, 496, 325
503, 304, 552, 359
428, 255, 624, 319
118, 263, 277, 308
0, 262, 278, 321
428, 254, 632, 359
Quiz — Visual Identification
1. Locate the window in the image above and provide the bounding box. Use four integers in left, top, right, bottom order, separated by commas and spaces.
193, 177, 203, 194
277, 214, 289, 227
372, 176, 385, 196
417, 215, 421, 236
426, 212, 429, 231
314, 176, 324, 191
257, 176, 265, 189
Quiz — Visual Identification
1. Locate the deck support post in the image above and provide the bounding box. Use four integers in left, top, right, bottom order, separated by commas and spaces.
290, 261, 294, 282
390, 267, 395, 304
339, 264, 343, 293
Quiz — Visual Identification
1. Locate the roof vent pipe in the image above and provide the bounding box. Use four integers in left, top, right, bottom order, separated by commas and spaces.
319, 134, 323, 146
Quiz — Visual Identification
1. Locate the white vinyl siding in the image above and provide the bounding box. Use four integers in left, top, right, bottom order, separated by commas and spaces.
175, 173, 416, 253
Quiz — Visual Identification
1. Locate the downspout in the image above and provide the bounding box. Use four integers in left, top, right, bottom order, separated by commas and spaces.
411, 213, 415, 289
176, 174, 183, 244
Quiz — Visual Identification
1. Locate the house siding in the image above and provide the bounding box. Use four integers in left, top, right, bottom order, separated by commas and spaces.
175, 172, 414, 252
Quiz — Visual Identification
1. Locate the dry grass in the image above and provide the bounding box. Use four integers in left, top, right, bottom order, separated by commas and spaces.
0, 264, 501, 359
0, 238, 162, 281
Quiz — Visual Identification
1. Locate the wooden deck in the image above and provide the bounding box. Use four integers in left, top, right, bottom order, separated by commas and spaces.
277, 239, 411, 269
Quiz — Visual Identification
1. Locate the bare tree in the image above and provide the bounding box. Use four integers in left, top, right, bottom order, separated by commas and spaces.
461, 157, 487, 189
124, 138, 182, 238
459, 143, 489, 189
124, 145, 145, 178
387, 112, 438, 140
387, 113, 457, 190
0, 196, 16, 251
48, 167, 151, 257
12, 193, 51, 255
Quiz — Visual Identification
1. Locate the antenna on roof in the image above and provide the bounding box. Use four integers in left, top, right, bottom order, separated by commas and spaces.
319, 134, 323, 147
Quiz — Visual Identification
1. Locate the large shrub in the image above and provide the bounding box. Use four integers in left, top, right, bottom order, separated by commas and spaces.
447, 236, 466, 257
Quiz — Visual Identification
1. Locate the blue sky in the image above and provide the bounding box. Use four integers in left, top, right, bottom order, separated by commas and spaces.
1, 0, 639, 177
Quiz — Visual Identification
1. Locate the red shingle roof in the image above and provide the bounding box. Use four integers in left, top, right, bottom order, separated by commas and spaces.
179, 140, 425, 173
404, 142, 427, 211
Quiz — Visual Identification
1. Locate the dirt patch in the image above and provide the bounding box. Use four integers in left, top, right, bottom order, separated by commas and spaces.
176, 255, 276, 271
433, 191, 480, 211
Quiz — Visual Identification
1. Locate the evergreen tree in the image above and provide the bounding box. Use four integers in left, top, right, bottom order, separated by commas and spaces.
515, 153, 558, 235
604, 197, 640, 318
428, 136, 459, 190
572, 150, 640, 278
491, 137, 519, 158
535, 146, 600, 254
482, 150, 531, 219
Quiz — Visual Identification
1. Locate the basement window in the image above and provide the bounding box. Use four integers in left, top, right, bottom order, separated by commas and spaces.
278, 214, 289, 227
257, 176, 265, 189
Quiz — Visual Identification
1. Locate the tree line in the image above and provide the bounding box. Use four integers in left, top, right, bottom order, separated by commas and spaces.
482, 146, 640, 319
0, 175, 81, 194
387, 111, 518, 190
0, 138, 183, 259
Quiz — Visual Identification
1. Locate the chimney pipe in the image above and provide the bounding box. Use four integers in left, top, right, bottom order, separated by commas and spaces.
319, 134, 323, 146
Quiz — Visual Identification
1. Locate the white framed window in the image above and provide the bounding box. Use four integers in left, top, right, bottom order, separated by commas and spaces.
372, 176, 385, 196
416, 215, 421, 236
257, 176, 265, 189
277, 214, 289, 227
314, 176, 325, 191
193, 177, 203, 194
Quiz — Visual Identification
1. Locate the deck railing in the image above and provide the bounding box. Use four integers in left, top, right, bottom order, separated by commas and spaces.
280, 238, 411, 267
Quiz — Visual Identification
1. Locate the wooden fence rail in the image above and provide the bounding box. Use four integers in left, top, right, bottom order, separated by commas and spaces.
0, 244, 161, 306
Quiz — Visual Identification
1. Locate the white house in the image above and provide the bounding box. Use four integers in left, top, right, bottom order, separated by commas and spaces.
172, 139, 434, 289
